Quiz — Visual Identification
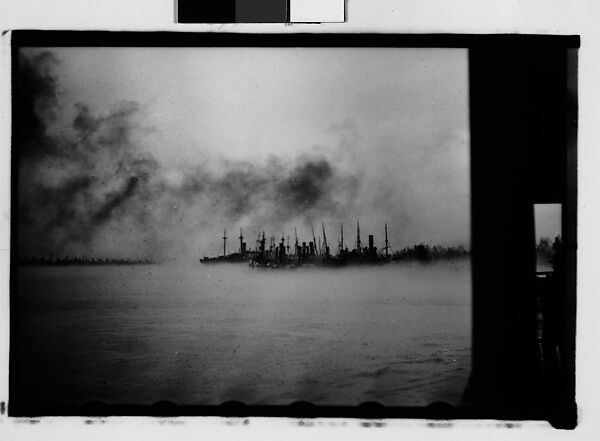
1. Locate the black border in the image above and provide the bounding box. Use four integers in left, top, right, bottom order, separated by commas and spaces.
8, 31, 579, 424
11, 31, 579, 48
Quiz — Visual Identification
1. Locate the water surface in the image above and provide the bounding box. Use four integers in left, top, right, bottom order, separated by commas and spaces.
14, 259, 471, 407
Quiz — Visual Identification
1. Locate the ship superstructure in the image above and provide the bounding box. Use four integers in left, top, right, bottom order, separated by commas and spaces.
200, 222, 396, 268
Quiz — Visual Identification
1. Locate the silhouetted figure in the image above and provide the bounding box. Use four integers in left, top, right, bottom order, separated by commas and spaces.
552, 235, 562, 256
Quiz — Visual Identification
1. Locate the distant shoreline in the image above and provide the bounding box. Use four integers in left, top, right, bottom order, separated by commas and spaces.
17, 258, 155, 266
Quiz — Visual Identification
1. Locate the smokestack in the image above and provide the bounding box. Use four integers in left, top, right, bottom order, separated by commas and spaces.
309, 241, 315, 255
260, 231, 266, 255
369, 234, 374, 250
279, 238, 286, 263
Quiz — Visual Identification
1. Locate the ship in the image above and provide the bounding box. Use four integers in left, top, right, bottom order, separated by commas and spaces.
200, 222, 394, 268
200, 228, 254, 264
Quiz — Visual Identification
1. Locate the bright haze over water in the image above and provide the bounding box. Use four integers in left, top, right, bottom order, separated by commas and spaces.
15, 259, 471, 406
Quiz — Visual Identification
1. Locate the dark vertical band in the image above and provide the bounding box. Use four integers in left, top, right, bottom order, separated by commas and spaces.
469, 43, 577, 427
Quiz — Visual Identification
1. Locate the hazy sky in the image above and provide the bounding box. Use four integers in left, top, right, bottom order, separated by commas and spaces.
48, 48, 467, 162
17, 47, 470, 261
535, 204, 562, 241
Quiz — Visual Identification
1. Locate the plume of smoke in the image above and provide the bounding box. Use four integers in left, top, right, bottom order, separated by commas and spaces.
15, 51, 60, 159
15, 50, 365, 262
15, 49, 470, 262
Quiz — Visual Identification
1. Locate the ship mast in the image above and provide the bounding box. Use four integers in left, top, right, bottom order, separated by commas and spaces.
340, 223, 344, 253
294, 228, 299, 256
239, 228, 244, 254
322, 222, 329, 256
222, 229, 227, 257
384, 222, 390, 257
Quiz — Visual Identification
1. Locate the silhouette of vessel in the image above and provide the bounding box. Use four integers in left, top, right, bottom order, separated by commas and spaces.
201, 222, 404, 268
200, 222, 468, 267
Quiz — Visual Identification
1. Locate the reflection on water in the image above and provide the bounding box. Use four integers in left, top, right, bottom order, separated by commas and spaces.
14, 259, 471, 407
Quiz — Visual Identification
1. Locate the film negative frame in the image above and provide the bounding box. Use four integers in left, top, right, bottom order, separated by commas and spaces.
8, 31, 579, 427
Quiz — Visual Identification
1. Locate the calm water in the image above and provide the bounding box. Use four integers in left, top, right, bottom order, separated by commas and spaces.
14, 259, 471, 407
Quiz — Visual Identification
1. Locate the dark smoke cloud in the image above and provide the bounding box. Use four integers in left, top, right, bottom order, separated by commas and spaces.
15, 50, 363, 261
166, 154, 359, 239
15, 51, 60, 158
91, 176, 139, 223
277, 159, 332, 209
